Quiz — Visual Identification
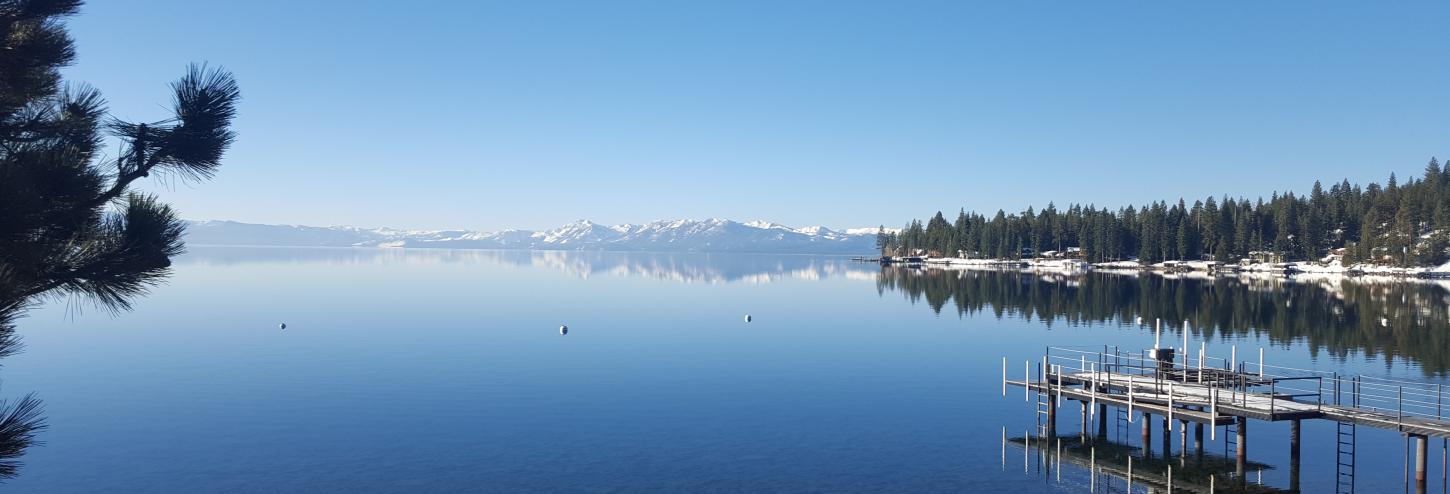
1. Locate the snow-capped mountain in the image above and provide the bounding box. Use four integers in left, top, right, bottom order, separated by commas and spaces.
185, 219, 889, 254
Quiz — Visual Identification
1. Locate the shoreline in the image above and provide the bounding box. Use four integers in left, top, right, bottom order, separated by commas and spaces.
880, 256, 1450, 284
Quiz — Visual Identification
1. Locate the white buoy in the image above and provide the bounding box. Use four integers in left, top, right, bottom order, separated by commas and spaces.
278, 323, 286, 330
744, 314, 752, 322
559, 325, 568, 335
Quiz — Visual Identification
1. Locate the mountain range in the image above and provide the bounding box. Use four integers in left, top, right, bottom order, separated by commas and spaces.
184, 219, 892, 254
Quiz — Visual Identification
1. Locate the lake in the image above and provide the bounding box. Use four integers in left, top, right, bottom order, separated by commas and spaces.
5, 246, 1448, 492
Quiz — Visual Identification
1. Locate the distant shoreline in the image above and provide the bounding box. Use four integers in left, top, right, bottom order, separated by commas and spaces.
881, 256, 1450, 283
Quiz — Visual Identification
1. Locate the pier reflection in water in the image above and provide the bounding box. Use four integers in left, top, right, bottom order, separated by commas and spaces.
1005, 430, 1285, 493
877, 266, 1450, 375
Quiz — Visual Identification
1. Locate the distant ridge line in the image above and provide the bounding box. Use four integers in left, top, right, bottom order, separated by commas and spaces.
184, 219, 898, 254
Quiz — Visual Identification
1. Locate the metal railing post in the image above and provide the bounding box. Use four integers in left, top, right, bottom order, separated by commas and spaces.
1198, 341, 1205, 384
1333, 372, 1339, 406
1238, 365, 1246, 406
1128, 380, 1135, 422
1351, 377, 1357, 408
1398, 386, 1404, 429
1055, 365, 1062, 408
1024, 360, 1030, 402
1168, 382, 1175, 425
1270, 380, 1276, 416
1210, 387, 1217, 440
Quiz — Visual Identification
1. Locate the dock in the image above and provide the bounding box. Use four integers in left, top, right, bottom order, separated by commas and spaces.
1005, 344, 1450, 493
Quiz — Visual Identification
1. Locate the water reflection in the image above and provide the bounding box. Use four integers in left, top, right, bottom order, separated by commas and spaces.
7, 246, 1445, 490
179, 246, 878, 284
877, 266, 1450, 375
1005, 432, 1284, 493
181, 247, 1450, 374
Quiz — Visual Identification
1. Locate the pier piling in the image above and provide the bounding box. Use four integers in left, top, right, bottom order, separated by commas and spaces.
1080, 402, 1089, 440
1046, 393, 1057, 437
1194, 422, 1204, 457
1161, 414, 1171, 456
1142, 412, 1152, 456
1178, 419, 1188, 456
1415, 433, 1428, 492
1097, 404, 1107, 438
1236, 416, 1248, 476
1289, 419, 1301, 492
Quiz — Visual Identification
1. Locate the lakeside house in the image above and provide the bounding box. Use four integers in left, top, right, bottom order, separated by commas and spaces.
1039, 247, 1083, 259
1244, 251, 1286, 264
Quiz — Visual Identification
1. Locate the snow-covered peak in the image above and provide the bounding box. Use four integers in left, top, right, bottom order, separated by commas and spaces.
793, 225, 835, 236
744, 220, 790, 230
538, 219, 620, 244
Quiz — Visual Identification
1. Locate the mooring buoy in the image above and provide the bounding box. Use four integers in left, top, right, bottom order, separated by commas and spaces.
744, 314, 752, 322
279, 323, 287, 330
560, 325, 569, 335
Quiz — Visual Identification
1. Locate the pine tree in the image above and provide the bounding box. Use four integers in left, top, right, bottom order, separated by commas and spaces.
1, 0, 239, 479
1392, 192, 1419, 266
952, 209, 969, 257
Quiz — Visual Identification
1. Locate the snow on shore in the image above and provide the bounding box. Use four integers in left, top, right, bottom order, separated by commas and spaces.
899, 255, 1450, 284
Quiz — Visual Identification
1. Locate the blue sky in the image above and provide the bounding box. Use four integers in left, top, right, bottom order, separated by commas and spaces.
64, 1, 1447, 231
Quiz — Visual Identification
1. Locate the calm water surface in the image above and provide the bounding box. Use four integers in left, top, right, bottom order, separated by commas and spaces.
6, 247, 1449, 492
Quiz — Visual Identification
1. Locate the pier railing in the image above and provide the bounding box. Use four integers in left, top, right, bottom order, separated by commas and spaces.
1250, 361, 1447, 427
1019, 346, 1448, 429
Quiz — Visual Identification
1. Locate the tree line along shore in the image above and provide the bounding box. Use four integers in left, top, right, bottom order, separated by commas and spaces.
876, 158, 1450, 274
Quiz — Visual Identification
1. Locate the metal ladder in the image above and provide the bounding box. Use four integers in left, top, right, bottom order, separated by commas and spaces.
1335, 420, 1356, 494
1033, 362, 1052, 438
1114, 405, 1129, 444
1035, 385, 1052, 438
1335, 376, 1358, 494
1225, 422, 1238, 460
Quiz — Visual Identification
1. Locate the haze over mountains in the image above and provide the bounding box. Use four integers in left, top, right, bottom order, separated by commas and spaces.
185, 219, 890, 254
